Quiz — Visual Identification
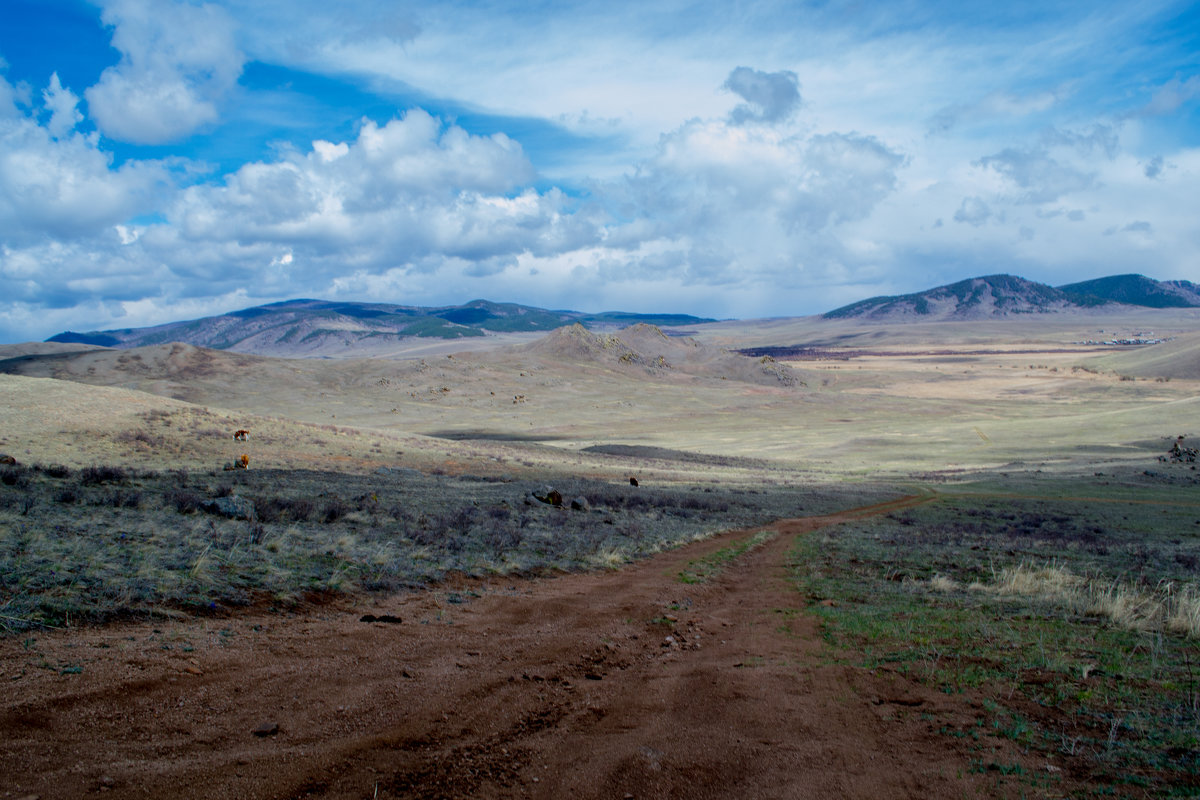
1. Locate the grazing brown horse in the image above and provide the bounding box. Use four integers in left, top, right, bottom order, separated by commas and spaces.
234, 429, 249, 441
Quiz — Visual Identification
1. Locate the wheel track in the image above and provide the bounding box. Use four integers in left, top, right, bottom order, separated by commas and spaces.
1, 491, 1052, 799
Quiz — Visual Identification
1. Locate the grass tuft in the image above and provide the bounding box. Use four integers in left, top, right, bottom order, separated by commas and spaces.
982, 561, 1200, 638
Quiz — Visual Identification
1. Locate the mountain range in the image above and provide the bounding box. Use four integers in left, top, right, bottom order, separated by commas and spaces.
822, 274, 1200, 320
42, 273, 1199, 357
47, 299, 716, 356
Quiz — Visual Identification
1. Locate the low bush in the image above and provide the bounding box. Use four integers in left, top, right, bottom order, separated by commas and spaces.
1, 467, 29, 488
166, 488, 202, 514
79, 465, 128, 486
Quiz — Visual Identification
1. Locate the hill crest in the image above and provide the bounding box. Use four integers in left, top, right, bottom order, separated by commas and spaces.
525, 323, 798, 386
824, 273, 1200, 321
1057, 274, 1200, 309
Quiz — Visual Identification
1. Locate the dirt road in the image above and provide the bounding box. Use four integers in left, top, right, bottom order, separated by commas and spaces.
1, 496, 1047, 799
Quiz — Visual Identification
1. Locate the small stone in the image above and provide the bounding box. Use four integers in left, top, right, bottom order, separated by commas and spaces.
183, 665, 202, 675
98, 776, 116, 788
252, 722, 279, 737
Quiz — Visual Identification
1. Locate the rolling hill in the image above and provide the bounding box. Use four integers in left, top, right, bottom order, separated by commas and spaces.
822, 275, 1108, 320
1058, 274, 1200, 309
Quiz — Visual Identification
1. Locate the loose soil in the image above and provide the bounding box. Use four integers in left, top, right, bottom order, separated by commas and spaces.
2, 496, 1060, 799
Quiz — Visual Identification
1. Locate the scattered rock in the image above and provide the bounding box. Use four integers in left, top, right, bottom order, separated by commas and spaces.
570, 496, 589, 511
360, 614, 402, 624
252, 722, 279, 737
183, 665, 202, 675
200, 495, 257, 521
98, 776, 116, 789
1169, 437, 1198, 463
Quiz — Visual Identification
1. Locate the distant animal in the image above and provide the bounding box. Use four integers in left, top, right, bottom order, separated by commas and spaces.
233, 429, 249, 441
629, 477, 639, 487
224, 454, 250, 471
0, 454, 16, 466
513, 395, 526, 404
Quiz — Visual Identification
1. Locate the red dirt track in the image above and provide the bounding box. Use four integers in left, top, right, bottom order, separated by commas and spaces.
2, 496, 1050, 799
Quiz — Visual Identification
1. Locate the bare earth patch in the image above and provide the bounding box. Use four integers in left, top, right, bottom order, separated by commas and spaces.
0, 496, 1054, 799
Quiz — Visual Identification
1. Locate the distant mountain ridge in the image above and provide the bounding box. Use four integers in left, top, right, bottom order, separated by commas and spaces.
1057, 274, 1200, 309
47, 299, 717, 356
823, 274, 1200, 320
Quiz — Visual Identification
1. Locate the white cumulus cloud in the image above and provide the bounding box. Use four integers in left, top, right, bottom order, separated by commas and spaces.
85, 0, 246, 144
0, 75, 170, 247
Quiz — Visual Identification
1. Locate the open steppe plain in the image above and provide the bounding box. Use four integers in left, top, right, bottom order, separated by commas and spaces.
3, 309, 1200, 797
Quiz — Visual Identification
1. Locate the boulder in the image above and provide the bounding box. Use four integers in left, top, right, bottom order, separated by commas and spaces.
570, 496, 590, 511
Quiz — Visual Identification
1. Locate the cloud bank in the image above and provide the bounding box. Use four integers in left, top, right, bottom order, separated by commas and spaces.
0, 0, 1197, 341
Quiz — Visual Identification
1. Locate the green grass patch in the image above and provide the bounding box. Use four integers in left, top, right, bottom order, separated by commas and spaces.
789, 472, 1200, 795
678, 529, 775, 584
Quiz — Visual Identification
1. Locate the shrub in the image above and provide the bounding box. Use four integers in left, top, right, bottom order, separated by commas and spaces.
40, 464, 71, 479
253, 496, 314, 523
106, 490, 141, 509
288, 498, 315, 522
322, 497, 349, 523
80, 465, 128, 486
483, 520, 521, 551
116, 429, 166, 448
1, 466, 29, 488
166, 488, 202, 514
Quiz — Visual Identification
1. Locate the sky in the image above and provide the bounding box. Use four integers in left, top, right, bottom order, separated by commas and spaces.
0, 0, 1198, 342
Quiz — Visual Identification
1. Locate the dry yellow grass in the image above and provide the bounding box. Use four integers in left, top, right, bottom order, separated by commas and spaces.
3, 310, 1200, 482
978, 561, 1200, 638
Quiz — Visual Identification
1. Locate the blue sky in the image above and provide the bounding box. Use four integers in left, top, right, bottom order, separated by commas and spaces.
0, 0, 1198, 341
